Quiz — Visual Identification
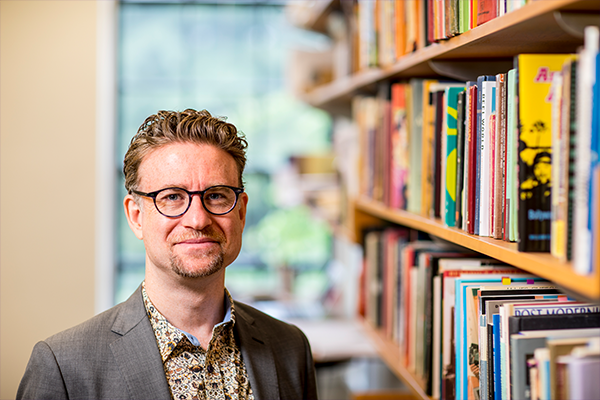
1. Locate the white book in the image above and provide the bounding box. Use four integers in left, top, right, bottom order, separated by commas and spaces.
479, 80, 496, 236
574, 26, 599, 275
432, 275, 442, 399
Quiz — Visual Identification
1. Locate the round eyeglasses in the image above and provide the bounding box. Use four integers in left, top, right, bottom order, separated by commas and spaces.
131, 185, 244, 217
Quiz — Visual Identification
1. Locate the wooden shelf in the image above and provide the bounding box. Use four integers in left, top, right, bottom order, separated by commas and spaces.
301, 0, 600, 109
354, 197, 600, 300
360, 319, 431, 400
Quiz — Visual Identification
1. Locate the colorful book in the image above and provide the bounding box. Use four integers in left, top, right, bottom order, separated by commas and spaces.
517, 53, 577, 252
510, 327, 600, 400
494, 73, 507, 240
445, 86, 467, 227
506, 69, 519, 242
390, 83, 410, 210
422, 79, 442, 218
455, 275, 538, 400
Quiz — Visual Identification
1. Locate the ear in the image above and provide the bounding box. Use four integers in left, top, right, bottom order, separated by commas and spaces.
124, 194, 144, 240
237, 192, 248, 229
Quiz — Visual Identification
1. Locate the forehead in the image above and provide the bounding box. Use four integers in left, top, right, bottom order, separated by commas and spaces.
137, 142, 238, 188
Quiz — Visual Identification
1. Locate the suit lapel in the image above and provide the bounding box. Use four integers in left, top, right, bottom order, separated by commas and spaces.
109, 287, 171, 400
235, 303, 280, 400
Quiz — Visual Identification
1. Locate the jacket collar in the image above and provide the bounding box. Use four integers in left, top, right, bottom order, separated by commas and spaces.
234, 302, 280, 400
110, 285, 172, 399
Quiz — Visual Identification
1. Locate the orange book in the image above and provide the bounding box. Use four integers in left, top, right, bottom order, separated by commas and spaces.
394, 0, 406, 58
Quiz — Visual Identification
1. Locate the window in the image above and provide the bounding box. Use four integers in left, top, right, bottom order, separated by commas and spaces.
116, 0, 333, 315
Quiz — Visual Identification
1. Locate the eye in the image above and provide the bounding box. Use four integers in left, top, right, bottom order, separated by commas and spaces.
157, 189, 186, 203
206, 192, 225, 201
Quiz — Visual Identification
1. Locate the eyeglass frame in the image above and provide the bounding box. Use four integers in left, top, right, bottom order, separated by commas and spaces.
130, 185, 245, 218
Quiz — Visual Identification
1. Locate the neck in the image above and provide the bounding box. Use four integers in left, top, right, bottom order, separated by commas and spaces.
144, 265, 227, 349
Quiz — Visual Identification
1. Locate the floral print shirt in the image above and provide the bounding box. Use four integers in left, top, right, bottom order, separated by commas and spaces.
142, 283, 254, 400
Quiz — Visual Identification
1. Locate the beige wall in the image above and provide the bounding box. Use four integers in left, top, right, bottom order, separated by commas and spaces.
0, 1, 98, 398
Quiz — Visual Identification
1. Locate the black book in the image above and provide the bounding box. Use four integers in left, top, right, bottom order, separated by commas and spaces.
508, 312, 600, 336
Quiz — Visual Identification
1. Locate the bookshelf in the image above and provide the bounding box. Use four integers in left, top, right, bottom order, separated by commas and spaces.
292, 1, 600, 400
300, 0, 600, 109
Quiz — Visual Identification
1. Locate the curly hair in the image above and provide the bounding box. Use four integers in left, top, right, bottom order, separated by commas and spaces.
123, 109, 247, 192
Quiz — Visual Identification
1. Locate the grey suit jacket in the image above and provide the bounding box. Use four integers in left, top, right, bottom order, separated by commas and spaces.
17, 287, 318, 400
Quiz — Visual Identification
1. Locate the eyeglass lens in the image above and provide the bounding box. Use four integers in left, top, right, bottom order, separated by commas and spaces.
155, 187, 238, 216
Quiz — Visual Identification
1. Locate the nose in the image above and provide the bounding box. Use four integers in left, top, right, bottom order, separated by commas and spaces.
180, 194, 212, 230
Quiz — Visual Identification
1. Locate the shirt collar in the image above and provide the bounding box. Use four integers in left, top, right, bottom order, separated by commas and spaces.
141, 282, 236, 361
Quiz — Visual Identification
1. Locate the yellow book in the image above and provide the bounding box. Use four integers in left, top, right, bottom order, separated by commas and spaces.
517, 53, 577, 252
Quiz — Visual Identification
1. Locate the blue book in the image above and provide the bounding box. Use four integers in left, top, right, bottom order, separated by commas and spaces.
588, 52, 600, 273
493, 313, 502, 400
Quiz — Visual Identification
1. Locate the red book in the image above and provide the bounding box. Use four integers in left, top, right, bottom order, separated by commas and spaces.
476, 0, 497, 26
467, 84, 478, 234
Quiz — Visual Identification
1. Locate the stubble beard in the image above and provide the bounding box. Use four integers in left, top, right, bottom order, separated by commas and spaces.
168, 228, 227, 279
169, 248, 225, 279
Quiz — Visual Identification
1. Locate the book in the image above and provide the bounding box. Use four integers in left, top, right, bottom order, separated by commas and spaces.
433, 88, 446, 218
446, 0, 460, 38
455, 275, 539, 400
476, 0, 496, 26
517, 53, 577, 252
419, 251, 479, 394
494, 73, 507, 240
553, 61, 572, 260
477, 75, 496, 237
565, 59, 579, 261
510, 328, 600, 400
422, 79, 442, 217
499, 299, 599, 400
506, 68, 519, 242
456, 89, 467, 229
547, 336, 599, 398
439, 262, 520, 400
476, 287, 563, 400
445, 86, 466, 227
574, 26, 599, 274
567, 342, 600, 400
408, 78, 425, 214
459, 0, 469, 34
357, 0, 378, 70
390, 82, 410, 210
591, 51, 600, 276
466, 82, 478, 234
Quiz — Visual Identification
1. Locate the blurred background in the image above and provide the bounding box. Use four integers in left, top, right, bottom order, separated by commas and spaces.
2, 1, 407, 399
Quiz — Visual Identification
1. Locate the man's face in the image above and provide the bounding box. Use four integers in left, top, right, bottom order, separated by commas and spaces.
124, 142, 248, 280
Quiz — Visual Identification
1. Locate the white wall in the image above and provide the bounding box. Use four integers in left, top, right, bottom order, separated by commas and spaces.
1, 1, 98, 397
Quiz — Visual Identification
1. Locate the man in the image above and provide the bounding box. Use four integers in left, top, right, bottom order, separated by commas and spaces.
17, 109, 318, 400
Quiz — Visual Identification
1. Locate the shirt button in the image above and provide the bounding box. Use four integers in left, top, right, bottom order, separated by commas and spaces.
207, 364, 214, 374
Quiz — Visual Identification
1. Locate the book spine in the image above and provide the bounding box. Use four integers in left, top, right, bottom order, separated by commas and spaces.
468, 84, 478, 235
475, 76, 485, 236
495, 73, 507, 241
566, 61, 579, 260
456, 89, 467, 229
574, 26, 599, 274
507, 69, 519, 242
480, 78, 496, 237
